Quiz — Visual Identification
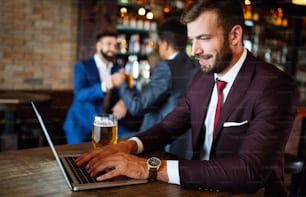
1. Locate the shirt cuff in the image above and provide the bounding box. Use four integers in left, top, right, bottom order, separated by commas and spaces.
128, 137, 180, 185
102, 82, 108, 93
128, 137, 144, 154
167, 160, 180, 185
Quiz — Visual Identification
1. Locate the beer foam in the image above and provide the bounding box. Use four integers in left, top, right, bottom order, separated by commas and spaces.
93, 122, 115, 127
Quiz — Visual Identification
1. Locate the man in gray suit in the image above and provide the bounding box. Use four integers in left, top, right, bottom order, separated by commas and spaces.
76, 1, 299, 196
111, 19, 198, 158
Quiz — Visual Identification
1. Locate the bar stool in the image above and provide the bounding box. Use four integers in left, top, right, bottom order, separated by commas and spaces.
285, 153, 304, 174
285, 154, 305, 196
284, 114, 306, 196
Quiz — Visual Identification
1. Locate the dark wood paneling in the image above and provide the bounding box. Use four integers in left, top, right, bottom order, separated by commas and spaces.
77, 0, 117, 60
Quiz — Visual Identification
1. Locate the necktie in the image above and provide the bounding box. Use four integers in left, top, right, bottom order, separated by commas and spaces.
213, 80, 227, 137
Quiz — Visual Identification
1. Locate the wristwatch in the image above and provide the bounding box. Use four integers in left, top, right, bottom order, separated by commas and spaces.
147, 157, 161, 181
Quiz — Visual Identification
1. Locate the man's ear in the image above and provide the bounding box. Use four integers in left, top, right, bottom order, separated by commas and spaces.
229, 25, 243, 46
163, 40, 170, 50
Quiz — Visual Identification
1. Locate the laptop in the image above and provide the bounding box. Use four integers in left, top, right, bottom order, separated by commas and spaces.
31, 102, 148, 191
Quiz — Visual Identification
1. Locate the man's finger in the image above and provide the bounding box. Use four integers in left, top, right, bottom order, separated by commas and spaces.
96, 168, 120, 181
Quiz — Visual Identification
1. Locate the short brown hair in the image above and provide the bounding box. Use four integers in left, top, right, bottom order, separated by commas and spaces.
181, 0, 245, 35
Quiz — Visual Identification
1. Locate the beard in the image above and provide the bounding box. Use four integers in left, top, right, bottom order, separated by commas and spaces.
211, 47, 233, 74
100, 50, 115, 62
197, 40, 233, 74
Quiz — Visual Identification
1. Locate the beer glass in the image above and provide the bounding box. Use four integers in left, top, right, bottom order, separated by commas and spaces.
92, 114, 118, 148
125, 73, 133, 88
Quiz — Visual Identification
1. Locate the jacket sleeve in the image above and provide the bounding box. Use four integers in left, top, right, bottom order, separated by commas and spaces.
73, 60, 104, 102
138, 68, 299, 193
119, 61, 172, 116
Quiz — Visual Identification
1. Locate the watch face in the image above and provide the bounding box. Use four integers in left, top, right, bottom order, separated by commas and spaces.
148, 157, 160, 167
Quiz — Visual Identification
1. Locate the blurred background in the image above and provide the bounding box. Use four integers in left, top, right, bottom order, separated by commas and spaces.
0, 0, 305, 91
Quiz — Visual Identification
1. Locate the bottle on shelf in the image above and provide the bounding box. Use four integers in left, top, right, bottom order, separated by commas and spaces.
117, 33, 128, 54
128, 34, 141, 54
143, 16, 151, 31
129, 13, 137, 29
141, 38, 154, 55
136, 7, 146, 30
124, 55, 140, 88
118, 7, 128, 26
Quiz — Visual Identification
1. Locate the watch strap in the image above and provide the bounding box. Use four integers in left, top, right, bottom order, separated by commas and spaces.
148, 168, 158, 182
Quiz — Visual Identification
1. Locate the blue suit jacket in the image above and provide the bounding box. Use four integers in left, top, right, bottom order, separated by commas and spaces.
63, 57, 122, 144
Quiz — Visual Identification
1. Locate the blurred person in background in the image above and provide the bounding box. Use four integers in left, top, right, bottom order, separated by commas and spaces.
111, 19, 199, 158
63, 31, 127, 144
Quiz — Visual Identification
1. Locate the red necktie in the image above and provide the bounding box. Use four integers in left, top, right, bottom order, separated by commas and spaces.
213, 80, 227, 136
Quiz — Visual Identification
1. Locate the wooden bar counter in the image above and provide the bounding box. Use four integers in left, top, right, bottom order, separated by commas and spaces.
0, 91, 51, 151
0, 142, 264, 197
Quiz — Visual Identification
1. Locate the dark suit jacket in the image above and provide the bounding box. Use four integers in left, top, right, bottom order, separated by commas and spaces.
119, 52, 199, 132
63, 57, 121, 143
137, 51, 299, 196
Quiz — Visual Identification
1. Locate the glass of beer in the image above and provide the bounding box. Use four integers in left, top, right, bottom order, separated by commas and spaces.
92, 114, 118, 148
125, 73, 133, 88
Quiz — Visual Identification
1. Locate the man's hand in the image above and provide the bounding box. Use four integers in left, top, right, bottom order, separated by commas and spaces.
75, 140, 148, 181
105, 76, 114, 91
112, 99, 128, 120
87, 152, 149, 181
76, 140, 137, 167
75, 140, 169, 182
111, 71, 126, 88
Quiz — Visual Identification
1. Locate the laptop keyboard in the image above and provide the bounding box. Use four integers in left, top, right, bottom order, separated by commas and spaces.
65, 156, 100, 184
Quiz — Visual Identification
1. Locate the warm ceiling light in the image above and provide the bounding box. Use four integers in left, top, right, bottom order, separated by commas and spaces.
146, 12, 153, 20
120, 7, 127, 14
138, 7, 146, 16
163, 3, 171, 13
292, 0, 306, 5
244, 0, 251, 6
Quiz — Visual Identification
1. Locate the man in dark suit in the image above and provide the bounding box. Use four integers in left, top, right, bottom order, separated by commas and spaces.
63, 31, 126, 144
110, 19, 198, 158
111, 19, 198, 133
76, 1, 299, 196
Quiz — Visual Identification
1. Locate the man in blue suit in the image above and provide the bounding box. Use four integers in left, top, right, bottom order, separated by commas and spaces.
63, 31, 124, 144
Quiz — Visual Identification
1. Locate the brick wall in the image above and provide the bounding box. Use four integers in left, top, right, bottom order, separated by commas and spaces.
0, 0, 78, 90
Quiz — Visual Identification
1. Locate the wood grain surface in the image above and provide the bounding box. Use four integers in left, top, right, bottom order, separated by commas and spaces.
0, 142, 264, 197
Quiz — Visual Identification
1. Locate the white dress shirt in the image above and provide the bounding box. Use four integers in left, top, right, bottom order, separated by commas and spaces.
168, 52, 179, 60
94, 53, 113, 93
130, 48, 248, 185
201, 48, 247, 160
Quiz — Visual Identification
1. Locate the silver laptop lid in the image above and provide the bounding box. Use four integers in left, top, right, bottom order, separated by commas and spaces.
31, 102, 73, 190
32, 102, 148, 191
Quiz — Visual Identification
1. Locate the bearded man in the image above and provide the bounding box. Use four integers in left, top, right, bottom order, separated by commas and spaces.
76, 1, 299, 196
63, 31, 127, 144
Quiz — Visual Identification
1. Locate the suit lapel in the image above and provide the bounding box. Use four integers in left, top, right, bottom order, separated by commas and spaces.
198, 76, 215, 127
192, 73, 215, 155
213, 52, 256, 138
86, 58, 101, 83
